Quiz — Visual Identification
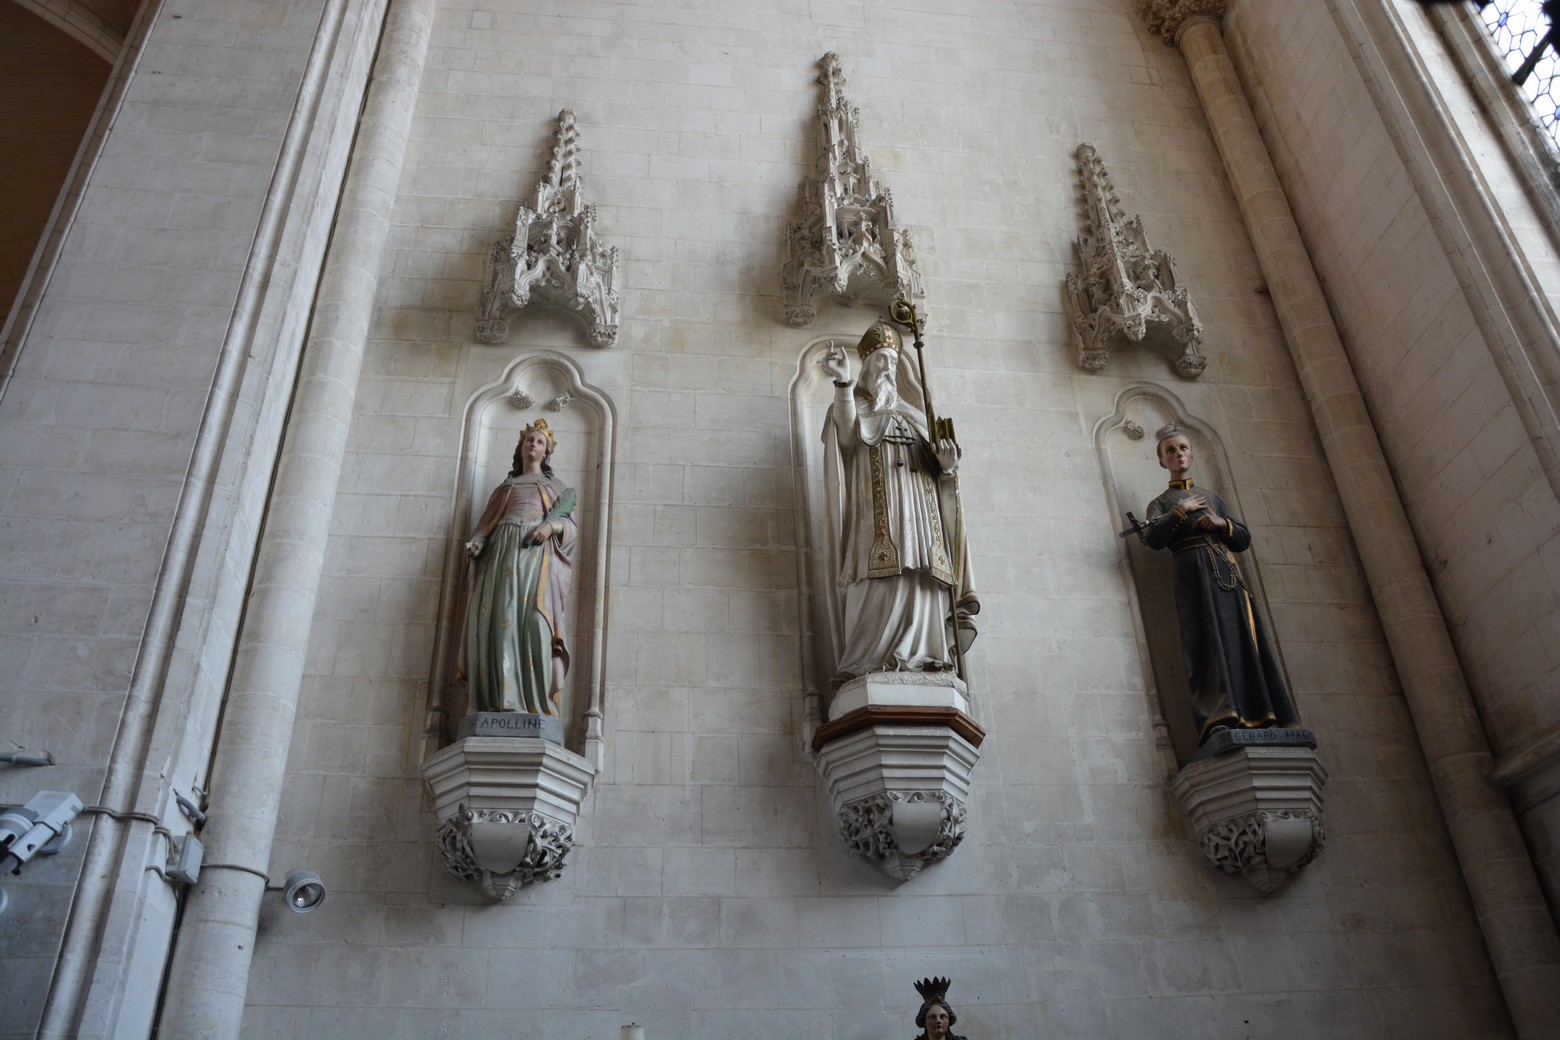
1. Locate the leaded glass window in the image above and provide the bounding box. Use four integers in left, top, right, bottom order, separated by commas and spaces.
1477, 0, 1560, 149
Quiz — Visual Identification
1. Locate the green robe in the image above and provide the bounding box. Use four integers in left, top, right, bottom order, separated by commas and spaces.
463, 474, 577, 715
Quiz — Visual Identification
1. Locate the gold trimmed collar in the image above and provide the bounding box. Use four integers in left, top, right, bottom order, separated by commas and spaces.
1168, 479, 1193, 490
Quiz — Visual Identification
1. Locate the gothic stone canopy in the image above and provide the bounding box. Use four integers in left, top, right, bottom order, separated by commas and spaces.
1064, 143, 1205, 377
478, 110, 621, 347
781, 53, 925, 326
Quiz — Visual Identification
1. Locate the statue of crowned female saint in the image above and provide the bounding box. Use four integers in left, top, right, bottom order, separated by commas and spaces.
1143, 425, 1299, 744
458, 418, 578, 716
911, 977, 969, 1040
820, 318, 978, 685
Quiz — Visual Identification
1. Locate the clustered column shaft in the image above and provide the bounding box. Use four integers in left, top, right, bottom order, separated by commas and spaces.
154, 0, 437, 1036
1154, 8, 1560, 1036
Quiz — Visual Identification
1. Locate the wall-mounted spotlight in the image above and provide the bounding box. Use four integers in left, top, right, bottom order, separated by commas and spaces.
1, 791, 82, 875
1, 790, 84, 916
281, 870, 326, 913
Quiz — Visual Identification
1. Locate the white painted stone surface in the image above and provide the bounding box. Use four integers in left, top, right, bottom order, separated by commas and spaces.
235, 1, 1516, 1035
829, 672, 969, 718
5, 0, 1560, 1037
0, 2, 389, 1037
1225, 0, 1560, 955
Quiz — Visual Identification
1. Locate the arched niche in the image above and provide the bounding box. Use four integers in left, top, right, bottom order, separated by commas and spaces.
787, 335, 849, 744
425, 352, 615, 767
1094, 384, 1291, 768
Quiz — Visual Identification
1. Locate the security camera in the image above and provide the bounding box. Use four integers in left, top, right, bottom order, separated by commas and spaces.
1, 791, 84, 876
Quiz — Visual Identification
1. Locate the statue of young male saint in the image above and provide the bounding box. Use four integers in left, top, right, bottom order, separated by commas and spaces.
911, 977, 968, 1040
1143, 426, 1299, 744
459, 418, 578, 716
820, 319, 978, 684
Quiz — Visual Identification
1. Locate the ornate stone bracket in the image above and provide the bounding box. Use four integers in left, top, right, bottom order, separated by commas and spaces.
1064, 143, 1205, 377
837, 791, 967, 878
812, 674, 983, 881
1169, 736, 1327, 893
477, 110, 621, 346
782, 53, 925, 327
1138, 0, 1227, 46
435, 808, 575, 900
419, 735, 596, 899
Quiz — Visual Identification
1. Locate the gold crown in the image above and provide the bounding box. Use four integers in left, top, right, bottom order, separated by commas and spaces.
520, 417, 557, 451
856, 319, 901, 361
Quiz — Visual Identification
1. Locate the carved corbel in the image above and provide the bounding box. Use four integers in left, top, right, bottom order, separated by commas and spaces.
812, 674, 983, 881
836, 790, 968, 881
478, 110, 621, 346
436, 808, 576, 900
420, 735, 596, 898
1170, 734, 1327, 893
1138, 0, 1228, 46
1063, 143, 1205, 377
782, 53, 925, 326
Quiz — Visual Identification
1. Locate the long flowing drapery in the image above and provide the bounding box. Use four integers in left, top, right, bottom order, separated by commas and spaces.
461, 474, 577, 715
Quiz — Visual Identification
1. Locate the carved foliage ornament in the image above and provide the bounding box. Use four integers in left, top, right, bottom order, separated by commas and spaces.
1198, 808, 1325, 894
836, 789, 966, 881
1171, 744, 1329, 894
782, 53, 925, 326
435, 807, 577, 900
1064, 143, 1205, 377
1138, 0, 1228, 45
478, 110, 621, 347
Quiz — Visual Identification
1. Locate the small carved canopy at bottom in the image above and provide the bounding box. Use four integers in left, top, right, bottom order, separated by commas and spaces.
419, 735, 596, 899
436, 808, 576, 901
476, 318, 509, 344
1197, 808, 1325, 895
812, 691, 984, 882
838, 790, 967, 881
1172, 349, 1207, 378
1170, 744, 1328, 894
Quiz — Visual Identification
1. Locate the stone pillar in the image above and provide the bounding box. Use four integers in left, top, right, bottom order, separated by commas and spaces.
1137, 2, 1560, 1033
154, 0, 436, 1036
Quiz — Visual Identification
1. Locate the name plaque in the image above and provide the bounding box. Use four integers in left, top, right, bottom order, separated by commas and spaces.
1192, 726, 1317, 762
458, 711, 564, 744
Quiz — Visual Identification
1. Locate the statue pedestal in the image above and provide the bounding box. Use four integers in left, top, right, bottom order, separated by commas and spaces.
1170, 739, 1328, 894
419, 734, 596, 900
829, 670, 969, 717
812, 674, 984, 881
457, 710, 564, 744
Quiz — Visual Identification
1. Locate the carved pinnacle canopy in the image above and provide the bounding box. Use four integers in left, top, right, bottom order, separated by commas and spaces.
781, 53, 924, 326
1138, 0, 1228, 46
1063, 143, 1205, 377
477, 109, 622, 346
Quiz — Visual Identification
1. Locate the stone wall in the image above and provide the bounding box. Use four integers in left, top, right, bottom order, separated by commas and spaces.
239, 1, 1512, 1037
1225, 0, 1560, 921
0, 2, 385, 1037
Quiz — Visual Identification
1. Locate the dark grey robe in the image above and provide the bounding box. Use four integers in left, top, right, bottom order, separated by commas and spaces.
1145, 480, 1299, 742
